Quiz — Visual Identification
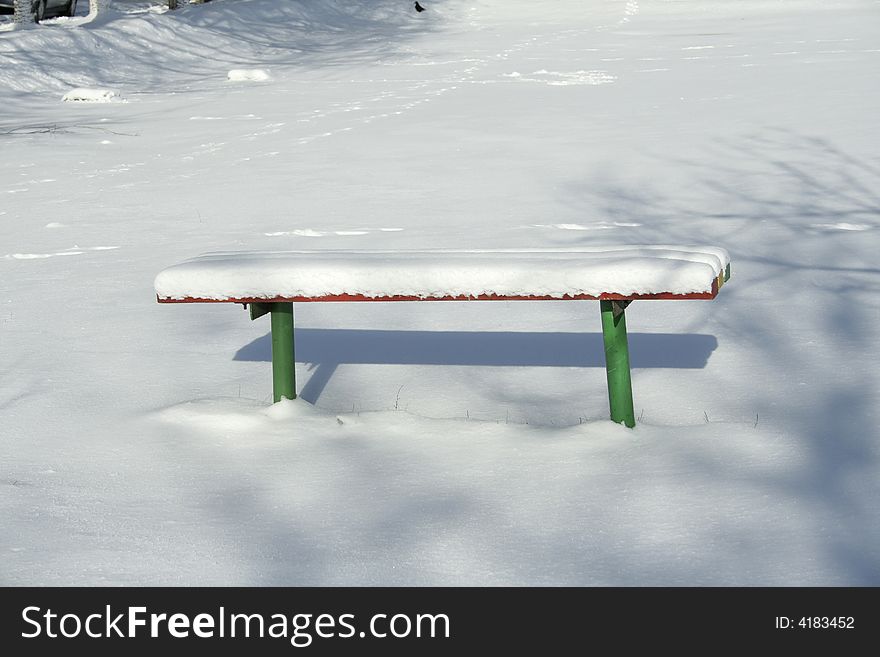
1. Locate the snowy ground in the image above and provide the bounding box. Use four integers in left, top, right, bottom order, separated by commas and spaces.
1, 0, 879, 585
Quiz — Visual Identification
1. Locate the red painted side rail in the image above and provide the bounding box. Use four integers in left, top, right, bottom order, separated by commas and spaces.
157, 278, 719, 304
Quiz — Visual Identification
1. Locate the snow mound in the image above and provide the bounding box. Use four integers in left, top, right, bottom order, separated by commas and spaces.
503, 70, 616, 86
811, 222, 871, 231
227, 69, 271, 82
61, 88, 124, 103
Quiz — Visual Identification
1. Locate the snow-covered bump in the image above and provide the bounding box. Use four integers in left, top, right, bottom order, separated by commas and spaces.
228, 69, 271, 82
810, 223, 870, 231
503, 70, 616, 86
62, 88, 124, 103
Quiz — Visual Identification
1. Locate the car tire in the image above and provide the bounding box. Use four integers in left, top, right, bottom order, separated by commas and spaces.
33, 0, 46, 23
67, 0, 77, 17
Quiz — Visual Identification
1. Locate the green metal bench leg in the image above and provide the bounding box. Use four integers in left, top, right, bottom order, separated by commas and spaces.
600, 300, 635, 428
270, 303, 296, 402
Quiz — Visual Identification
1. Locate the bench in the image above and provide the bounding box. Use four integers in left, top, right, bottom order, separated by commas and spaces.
154, 247, 731, 427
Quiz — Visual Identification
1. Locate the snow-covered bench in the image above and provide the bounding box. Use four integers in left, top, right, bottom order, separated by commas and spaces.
154, 247, 731, 427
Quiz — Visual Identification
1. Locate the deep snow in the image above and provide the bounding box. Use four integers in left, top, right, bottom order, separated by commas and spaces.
1, 0, 879, 585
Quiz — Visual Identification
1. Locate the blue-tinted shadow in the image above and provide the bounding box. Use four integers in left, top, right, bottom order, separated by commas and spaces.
234, 329, 718, 403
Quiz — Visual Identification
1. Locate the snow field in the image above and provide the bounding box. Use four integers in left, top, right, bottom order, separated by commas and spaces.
0, 0, 878, 585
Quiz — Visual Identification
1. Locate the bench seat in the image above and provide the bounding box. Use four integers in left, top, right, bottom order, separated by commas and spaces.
154, 247, 730, 303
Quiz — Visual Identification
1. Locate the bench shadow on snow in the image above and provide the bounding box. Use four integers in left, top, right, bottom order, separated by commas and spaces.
234, 329, 718, 404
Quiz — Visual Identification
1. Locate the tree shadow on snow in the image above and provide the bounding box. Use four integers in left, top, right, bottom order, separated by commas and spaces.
1, 1, 446, 98
555, 128, 880, 584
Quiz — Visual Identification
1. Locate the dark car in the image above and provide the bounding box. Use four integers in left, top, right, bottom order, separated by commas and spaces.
0, 0, 78, 22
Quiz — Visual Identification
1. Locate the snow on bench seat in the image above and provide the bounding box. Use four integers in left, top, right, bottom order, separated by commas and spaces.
154, 247, 730, 303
